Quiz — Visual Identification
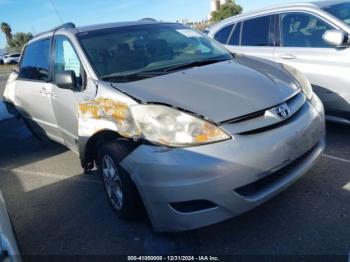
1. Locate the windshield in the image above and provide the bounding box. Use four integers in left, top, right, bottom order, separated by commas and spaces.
322, 2, 350, 26
77, 23, 232, 82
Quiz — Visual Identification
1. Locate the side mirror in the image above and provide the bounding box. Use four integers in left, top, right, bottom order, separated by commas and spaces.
55, 70, 76, 90
323, 30, 349, 47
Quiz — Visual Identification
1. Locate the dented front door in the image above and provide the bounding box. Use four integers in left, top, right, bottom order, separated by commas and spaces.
51, 35, 94, 152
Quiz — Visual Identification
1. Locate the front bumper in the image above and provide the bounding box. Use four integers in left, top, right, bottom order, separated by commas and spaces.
121, 96, 326, 232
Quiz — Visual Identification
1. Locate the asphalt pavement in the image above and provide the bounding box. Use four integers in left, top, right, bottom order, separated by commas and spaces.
0, 74, 349, 260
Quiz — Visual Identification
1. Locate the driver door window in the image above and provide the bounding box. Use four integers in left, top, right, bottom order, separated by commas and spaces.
274, 12, 345, 115
280, 12, 332, 48
54, 36, 83, 88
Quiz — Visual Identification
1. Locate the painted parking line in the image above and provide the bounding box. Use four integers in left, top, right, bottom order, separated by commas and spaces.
323, 154, 350, 164
0, 168, 101, 185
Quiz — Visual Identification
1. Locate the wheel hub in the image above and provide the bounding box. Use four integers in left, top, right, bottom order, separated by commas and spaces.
102, 155, 123, 210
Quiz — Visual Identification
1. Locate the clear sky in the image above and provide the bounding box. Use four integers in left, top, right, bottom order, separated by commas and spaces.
0, 0, 312, 49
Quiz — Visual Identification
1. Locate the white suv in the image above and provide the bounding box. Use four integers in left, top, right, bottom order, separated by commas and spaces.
208, 0, 350, 124
3, 53, 21, 65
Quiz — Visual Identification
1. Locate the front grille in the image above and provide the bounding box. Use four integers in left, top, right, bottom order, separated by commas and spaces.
239, 100, 305, 135
221, 110, 266, 125
235, 144, 317, 198
221, 92, 302, 125
238, 113, 297, 135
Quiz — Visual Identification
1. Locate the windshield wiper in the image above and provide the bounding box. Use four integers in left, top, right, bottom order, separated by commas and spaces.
163, 58, 231, 73
101, 57, 232, 81
101, 70, 165, 81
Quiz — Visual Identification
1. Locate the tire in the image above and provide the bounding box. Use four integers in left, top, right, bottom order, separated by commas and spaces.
98, 140, 143, 219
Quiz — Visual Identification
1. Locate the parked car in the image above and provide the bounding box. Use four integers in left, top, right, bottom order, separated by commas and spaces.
0, 54, 4, 65
0, 190, 20, 261
3, 21, 325, 232
208, 0, 350, 125
3, 54, 21, 65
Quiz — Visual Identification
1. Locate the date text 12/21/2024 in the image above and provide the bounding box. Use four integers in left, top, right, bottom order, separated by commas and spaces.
127, 256, 221, 261
128, 256, 220, 261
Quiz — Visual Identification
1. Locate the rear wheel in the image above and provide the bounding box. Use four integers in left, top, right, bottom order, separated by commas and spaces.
98, 140, 143, 219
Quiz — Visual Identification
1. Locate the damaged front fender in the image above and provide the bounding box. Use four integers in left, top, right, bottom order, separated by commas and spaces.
78, 97, 141, 139
78, 94, 143, 170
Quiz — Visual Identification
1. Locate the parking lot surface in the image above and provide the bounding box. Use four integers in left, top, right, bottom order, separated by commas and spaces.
0, 74, 349, 259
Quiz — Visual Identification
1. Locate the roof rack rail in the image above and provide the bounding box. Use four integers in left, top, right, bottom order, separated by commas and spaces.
35, 22, 76, 37
139, 18, 157, 22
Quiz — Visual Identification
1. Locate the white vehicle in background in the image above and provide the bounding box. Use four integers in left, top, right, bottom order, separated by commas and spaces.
0, 190, 20, 261
3, 54, 21, 65
208, 0, 350, 125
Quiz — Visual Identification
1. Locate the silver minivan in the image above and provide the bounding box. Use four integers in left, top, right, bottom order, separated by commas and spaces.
208, 0, 350, 124
3, 21, 325, 231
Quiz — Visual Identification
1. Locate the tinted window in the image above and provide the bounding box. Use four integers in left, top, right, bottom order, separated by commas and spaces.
19, 39, 50, 81
280, 13, 332, 48
54, 36, 82, 87
214, 24, 234, 44
323, 3, 350, 26
228, 23, 241, 45
241, 16, 271, 46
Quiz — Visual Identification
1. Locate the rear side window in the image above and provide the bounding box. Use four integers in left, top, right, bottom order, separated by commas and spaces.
228, 23, 241, 46
19, 39, 50, 81
241, 16, 271, 46
214, 24, 234, 44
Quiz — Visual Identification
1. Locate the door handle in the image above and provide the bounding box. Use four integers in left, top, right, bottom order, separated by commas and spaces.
279, 54, 297, 60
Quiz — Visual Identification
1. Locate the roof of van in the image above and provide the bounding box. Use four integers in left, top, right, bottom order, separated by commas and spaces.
77, 19, 167, 33
29, 19, 175, 44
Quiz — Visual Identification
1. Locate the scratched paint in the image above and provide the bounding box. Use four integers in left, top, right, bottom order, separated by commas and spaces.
78, 97, 140, 138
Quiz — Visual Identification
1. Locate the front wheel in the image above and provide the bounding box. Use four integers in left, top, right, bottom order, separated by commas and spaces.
98, 140, 143, 219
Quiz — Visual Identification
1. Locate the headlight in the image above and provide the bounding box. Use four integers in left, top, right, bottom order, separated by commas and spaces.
130, 105, 231, 147
283, 64, 313, 100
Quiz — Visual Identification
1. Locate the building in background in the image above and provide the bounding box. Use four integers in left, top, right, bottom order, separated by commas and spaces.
210, 0, 229, 18
180, 0, 230, 31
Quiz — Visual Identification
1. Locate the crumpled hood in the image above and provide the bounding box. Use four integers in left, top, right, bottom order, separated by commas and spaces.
112, 55, 301, 123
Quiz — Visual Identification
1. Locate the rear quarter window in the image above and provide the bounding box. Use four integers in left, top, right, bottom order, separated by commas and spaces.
214, 24, 234, 44
19, 39, 50, 81
228, 22, 241, 46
